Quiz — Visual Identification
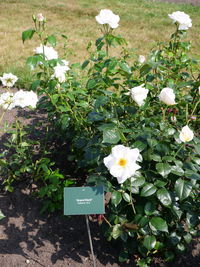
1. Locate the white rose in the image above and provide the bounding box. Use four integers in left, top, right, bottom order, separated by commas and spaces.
159, 87, 176, 105
103, 145, 141, 184
95, 9, 120, 29
52, 60, 70, 83
179, 125, 194, 143
198, 86, 200, 95
37, 13, 45, 22
138, 55, 146, 64
13, 90, 38, 108
0, 92, 15, 110
0, 73, 18, 87
34, 45, 58, 60
168, 11, 192, 30
131, 84, 149, 106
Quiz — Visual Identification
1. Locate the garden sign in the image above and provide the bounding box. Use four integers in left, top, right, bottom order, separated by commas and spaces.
64, 186, 105, 267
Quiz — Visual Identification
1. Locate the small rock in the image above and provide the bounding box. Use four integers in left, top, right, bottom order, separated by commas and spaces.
26, 259, 30, 264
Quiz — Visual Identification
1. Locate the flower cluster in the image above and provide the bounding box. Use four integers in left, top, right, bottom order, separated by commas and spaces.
168, 11, 192, 30
130, 85, 176, 107
95, 9, 120, 29
0, 90, 38, 110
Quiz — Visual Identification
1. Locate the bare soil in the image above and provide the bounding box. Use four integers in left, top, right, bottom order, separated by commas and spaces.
0, 181, 200, 267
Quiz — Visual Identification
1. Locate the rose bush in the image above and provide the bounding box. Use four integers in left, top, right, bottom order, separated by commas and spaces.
0, 9, 199, 266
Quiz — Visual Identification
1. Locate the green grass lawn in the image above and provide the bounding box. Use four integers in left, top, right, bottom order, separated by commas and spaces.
0, 0, 199, 87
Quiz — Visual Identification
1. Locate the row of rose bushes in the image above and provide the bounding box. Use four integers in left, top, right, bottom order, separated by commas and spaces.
0, 9, 199, 266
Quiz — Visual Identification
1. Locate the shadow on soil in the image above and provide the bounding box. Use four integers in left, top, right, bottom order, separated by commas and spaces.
0, 183, 127, 267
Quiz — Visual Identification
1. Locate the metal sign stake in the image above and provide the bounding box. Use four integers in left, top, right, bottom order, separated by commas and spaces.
85, 215, 96, 267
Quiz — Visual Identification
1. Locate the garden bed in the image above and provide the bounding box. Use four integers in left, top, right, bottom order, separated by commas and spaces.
0, 179, 200, 266
0, 108, 199, 267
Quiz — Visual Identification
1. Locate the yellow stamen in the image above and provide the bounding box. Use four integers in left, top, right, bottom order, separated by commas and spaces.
118, 158, 127, 167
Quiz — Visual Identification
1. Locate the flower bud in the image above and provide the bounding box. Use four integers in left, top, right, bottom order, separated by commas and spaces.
138, 55, 146, 64
37, 13, 45, 22
32, 14, 36, 22
98, 214, 104, 225
189, 115, 197, 121
171, 116, 177, 123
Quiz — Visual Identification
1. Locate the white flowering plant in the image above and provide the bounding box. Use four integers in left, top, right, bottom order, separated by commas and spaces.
1, 10, 199, 266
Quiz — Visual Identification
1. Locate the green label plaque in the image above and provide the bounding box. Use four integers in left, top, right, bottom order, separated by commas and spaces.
64, 186, 105, 215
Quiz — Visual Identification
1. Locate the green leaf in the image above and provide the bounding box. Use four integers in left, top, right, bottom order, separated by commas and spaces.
144, 202, 156, 215
143, 235, 156, 250
139, 216, 149, 227
82, 60, 90, 69
169, 232, 181, 245
149, 217, 168, 232
156, 163, 171, 178
154, 180, 167, 187
175, 178, 192, 201
87, 111, 104, 122
0, 210, 5, 220
177, 243, 185, 253
140, 64, 152, 77
103, 128, 120, 144
26, 55, 43, 69
123, 192, 131, 202
183, 233, 192, 244
150, 154, 162, 162
131, 176, 145, 187
185, 169, 200, 180
171, 203, 183, 219
22, 29, 35, 43
147, 138, 158, 148
171, 166, 184, 176
112, 224, 122, 239
111, 191, 122, 207
157, 188, 172, 206
141, 183, 157, 197
164, 251, 175, 262
133, 141, 147, 151
119, 62, 132, 74
47, 35, 57, 46
119, 251, 129, 263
